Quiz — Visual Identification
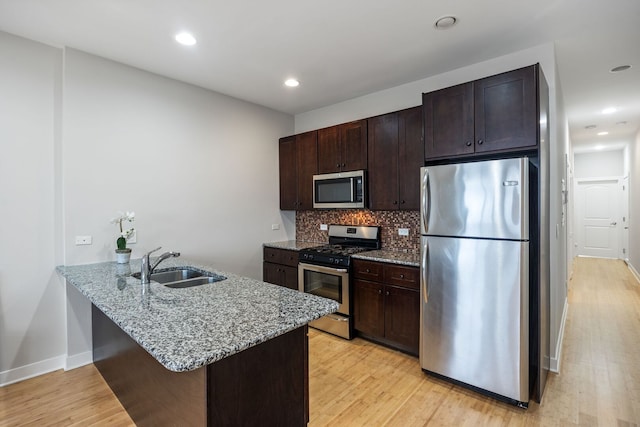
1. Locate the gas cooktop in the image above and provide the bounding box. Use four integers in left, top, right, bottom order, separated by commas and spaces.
298, 225, 381, 268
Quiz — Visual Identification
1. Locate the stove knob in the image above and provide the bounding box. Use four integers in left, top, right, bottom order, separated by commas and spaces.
334, 259, 341, 265
328, 257, 334, 264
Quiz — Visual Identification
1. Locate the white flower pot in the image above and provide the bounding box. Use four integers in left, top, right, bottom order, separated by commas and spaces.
115, 249, 132, 264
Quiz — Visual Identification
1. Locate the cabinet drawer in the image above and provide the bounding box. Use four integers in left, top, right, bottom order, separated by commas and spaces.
263, 247, 298, 267
352, 259, 383, 281
383, 264, 419, 290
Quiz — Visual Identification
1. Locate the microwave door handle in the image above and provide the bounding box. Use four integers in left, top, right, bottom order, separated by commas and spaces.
351, 177, 355, 202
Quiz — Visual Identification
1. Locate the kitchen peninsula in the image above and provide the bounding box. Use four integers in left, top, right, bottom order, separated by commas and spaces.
57, 258, 338, 426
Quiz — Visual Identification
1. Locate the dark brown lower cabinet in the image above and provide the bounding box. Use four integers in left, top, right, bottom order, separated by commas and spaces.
353, 259, 420, 355
92, 305, 309, 426
263, 247, 299, 290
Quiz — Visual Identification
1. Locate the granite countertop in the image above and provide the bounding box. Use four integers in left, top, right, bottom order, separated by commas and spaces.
263, 240, 323, 251
264, 240, 419, 267
57, 258, 338, 373
352, 250, 420, 267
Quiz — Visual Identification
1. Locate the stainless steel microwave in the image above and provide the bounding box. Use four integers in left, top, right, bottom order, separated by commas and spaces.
313, 170, 366, 209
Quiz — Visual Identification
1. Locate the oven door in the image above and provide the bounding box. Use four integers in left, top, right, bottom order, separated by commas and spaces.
298, 262, 349, 315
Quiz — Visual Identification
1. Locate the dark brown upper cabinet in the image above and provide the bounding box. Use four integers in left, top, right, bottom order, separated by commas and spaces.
424, 64, 539, 161
317, 120, 367, 174
367, 106, 423, 211
279, 131, 318, 210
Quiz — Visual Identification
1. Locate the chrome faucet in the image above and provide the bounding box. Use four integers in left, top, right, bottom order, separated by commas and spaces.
140, 246, 181, 285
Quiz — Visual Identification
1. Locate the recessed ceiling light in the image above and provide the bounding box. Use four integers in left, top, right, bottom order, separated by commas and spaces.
584, 124, 597, 129
594, 145, 605, 150
284, 78, 300, 87
616, 121, 627, 125
434, 16, 457, 29
602, 107, 617, 114
175, 32, 197, 46
610, 65, 632, 73
597, 131, 609, 136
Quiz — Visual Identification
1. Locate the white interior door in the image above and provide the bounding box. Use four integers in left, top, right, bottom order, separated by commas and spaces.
622, 176, 629, 263
575, 178, 622, 258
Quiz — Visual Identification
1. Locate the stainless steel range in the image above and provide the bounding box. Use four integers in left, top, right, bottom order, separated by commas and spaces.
298, 224, 380, 339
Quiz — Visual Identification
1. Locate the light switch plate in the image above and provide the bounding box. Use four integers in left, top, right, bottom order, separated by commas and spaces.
128, 230, 137, 244
320, 224, 328, 231
75, 235, 92, 245
398, 228, 410, 236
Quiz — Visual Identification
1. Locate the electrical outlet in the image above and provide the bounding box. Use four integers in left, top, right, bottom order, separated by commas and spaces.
271, 224, 280, 230
320, 224, 328, 231
398, 228, 410, 237
128, 230, 137, 244
75, 235, 92, 245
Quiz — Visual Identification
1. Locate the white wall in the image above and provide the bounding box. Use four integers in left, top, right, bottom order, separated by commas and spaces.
62, 48, 295, 360
549, 63, 569, 372
0, 32, 66, 385
295, 42, 570, 372
574, 149, 625, 178
630, 130, 640, 277
0, 32, 295, 383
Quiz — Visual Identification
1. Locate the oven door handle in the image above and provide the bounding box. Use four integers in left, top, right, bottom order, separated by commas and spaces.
299, 263, 348, 274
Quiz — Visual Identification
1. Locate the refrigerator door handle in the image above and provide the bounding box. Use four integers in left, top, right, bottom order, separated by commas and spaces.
421, 238, 429, 303
421, 168, 430, 233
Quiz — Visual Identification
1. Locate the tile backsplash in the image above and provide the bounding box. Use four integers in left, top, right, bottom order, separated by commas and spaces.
296, 210, 420, 252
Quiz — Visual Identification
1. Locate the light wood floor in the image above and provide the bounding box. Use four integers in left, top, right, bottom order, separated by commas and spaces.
1, 257, 639, 426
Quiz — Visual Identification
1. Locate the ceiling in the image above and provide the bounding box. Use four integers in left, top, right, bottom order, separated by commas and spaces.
1, 0, 639, 151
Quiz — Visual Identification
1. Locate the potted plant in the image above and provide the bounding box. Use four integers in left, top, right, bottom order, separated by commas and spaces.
111, 211, 135, 263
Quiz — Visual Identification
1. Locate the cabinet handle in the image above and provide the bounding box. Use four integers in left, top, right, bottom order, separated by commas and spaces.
466, 141, 472, 147
393, 201, 398, 205
378, 289, 382, 294
336, 163, 340, 168
386, 291, 390, 296
365, 268, 370, 273
400, 274, 405, 279
477, 139, 484, 145
342, 163, 346, 167
400, 200, 405, 204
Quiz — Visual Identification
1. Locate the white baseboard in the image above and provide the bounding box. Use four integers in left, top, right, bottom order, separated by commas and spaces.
65, 351, 93, 371
549, 297, 568, 373
0, 355, 65, 387
628, 262, 640, 284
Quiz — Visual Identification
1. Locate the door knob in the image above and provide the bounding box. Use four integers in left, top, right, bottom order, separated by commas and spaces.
610, 222, 617, 226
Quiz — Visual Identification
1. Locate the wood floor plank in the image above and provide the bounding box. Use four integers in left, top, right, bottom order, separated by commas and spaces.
1, 257, 639, 426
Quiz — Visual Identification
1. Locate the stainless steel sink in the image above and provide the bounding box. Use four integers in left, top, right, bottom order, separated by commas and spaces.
164, 276, 225, 288
132, 267, 226, 287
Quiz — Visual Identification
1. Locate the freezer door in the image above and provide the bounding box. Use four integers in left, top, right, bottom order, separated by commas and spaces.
420, 235, 529, 403
420, 158, 528, 240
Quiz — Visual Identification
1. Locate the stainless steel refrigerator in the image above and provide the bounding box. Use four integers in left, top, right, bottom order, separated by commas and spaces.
419, 157, 534, 407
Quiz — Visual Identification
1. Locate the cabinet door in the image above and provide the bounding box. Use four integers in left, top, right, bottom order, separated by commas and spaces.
368, 113, 399, 210
279, 136, 298, 210
317, 126, 341, 174
282, 265, 299, 290
353, 279, 385, 338
423, 82, 474, 160
474, 65, 537, 153
340, 120, 367, 172
398, 106, 424, 210
384, 285, 420, 355
295, 131, 318, 210
263, 262, 281, 285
